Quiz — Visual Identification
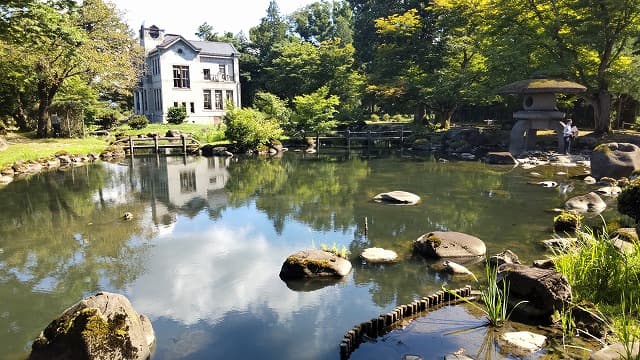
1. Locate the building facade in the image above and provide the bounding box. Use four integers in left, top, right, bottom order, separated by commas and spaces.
134, 25, 241, 125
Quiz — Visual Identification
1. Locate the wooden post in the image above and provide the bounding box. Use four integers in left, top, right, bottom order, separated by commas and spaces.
347, 129, 351, 150
182, 134, 187, 154
367, 130, 372, 148
153, 135, 159, 153
364, 216, 368, 236
316, 133, 320, 153
400, 126, 404, 145
129, 136, 134, 156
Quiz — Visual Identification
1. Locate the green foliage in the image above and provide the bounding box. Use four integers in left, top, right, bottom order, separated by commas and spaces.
553, 226, 640, 306
127, 115, 148, 130
290, 0, 353, 44
224, 107, 283, 151
618, 179, 640, 221
369, 114, 380, 122
167, 106, 187, 125
253, 92, 291, 127
291, 87, 340, 135
97, 108, 121, 130
320, 242, 350, 259
554, 211, 583, 233
194, 124, 226, 144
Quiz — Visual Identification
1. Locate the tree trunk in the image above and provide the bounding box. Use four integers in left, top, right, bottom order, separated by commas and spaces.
413, 103, 426, 125
36, 80, 58, 138
592, 89, 612, 134
13, 108, 28, 131
435, 107, 455, 130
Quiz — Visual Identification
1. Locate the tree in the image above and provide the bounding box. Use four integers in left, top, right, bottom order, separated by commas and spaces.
291, 86, 340, 135
484, 0, 640, 133
253, 92, 291, 128
224, 107, 283, 151
0, 0, 142, 137
289, 0, 353, 44
249, 0, 290, 60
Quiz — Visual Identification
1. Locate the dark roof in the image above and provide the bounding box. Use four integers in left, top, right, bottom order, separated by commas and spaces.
498, 78, 587, 94
150, 35, 237, 56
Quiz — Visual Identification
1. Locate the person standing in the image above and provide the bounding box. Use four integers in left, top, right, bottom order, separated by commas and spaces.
559, 118, 576, 154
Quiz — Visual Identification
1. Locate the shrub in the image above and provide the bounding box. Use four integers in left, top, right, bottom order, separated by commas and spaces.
618, 179, 640, 222
369, 114, 380, 122
382, 113, 391, 122
97, 108, 121, 130
291, 87, 339, 136
253, 92, 291, 127
167, 106, 187, 125
128, 115, 149, 130
224, 107, 283, 151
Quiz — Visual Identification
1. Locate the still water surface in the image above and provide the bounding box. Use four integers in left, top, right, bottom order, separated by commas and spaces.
0, 151, 617, 359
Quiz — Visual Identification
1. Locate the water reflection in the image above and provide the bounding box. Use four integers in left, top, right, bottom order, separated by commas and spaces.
0, 152, 619, 359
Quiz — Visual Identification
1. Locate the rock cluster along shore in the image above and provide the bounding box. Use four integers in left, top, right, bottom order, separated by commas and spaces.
0, 145, 127, 186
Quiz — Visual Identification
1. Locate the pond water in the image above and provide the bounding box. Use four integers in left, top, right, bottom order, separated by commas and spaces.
0, 150, 622, 359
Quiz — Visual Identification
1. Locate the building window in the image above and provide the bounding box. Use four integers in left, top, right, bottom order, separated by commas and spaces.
214, 90, 223, 110
203, 68, 210, 80
173, 102, 178, 107
172, 65, 190, 88
179, 171, 196, 193
203, 90, 212, 110
190, 102, 195, 113
219, 65, 226, 81
225, 90, 233, 105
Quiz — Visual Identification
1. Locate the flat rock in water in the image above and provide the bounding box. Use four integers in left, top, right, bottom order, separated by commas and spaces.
584, 176, 596, 184
361, 247, 398, 263
373, 190, 420, 205
565, 192, 606, 213
442, 260, 475, 277
500, 331, 547, 354
595, 186, 622, 197
590, 342, 640, 360
542, 237, 576, 250
486, 152, 518, 165
414, 231, 486, 259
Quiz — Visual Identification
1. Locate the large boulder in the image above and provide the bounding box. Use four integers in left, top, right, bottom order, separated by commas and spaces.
591, 143, 640, 179
486, 151, 518, 165
414, 231, 486, 259
488, 250, 521, 268
373, 191, 420, 205
279, 249, 352, 279
565, 192, 606, 213
497, 264, 572, 319
30, 292, 155, 360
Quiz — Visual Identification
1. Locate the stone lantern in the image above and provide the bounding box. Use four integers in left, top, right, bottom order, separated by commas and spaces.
498, 78, 586, 155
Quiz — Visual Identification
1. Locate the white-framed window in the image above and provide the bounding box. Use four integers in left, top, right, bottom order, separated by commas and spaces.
203, 90, 212, 110
219, 64, 227, 81
172, 65, 190, 88
225, 90, 233, 105
214, 90, 223, 110
203, 68, 211, 80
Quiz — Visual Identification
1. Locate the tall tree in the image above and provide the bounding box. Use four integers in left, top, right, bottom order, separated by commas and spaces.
485, 0, 640, 133
289, 0, 353, 44
1, 0, 141, 137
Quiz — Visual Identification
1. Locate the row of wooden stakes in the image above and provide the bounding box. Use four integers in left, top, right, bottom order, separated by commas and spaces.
339, 285, 473, 359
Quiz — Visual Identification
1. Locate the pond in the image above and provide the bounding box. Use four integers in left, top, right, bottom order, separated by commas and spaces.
0, 150, 621, 359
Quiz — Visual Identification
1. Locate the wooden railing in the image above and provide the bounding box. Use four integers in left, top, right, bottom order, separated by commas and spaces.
114, 135, 200, 155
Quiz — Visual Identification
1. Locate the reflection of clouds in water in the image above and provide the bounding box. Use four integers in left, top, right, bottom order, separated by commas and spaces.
126, 222, 330, 326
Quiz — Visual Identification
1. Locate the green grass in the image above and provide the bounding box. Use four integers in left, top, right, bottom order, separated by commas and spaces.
0, 132, 108, 168
552, 225, 640, 349
114, 123, 227, 144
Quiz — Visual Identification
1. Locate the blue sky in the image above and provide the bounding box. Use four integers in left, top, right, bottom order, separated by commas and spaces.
110, 0, 318, 40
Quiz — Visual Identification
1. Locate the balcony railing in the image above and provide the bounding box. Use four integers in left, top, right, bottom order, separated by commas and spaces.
212, 74, 233, 82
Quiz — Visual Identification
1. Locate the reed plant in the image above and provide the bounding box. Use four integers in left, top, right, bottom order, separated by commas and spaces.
445, 264, 526, 327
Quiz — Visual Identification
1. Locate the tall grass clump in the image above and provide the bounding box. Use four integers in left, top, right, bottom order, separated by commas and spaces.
552, 225, 640, 351
445, 264, 526, 327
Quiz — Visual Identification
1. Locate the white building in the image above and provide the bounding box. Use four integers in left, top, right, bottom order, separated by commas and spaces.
134, 25, 241, 125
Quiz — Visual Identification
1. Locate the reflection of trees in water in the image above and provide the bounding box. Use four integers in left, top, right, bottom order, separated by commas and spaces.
0, 165, 153, 357
225, 156, 369, 234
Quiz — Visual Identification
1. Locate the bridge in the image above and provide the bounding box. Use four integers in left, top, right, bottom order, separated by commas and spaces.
114, 135, 200, 155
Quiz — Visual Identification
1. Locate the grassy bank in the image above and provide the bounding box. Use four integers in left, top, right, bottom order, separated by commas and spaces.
0, 123, 229, 169
0, 132, 108, 168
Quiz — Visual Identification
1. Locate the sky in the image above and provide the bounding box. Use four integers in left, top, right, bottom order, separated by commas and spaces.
110, 0, 318, 40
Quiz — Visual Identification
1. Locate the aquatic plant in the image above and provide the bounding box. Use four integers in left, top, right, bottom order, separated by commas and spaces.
445, 264, 526, 327
320, 242, 350, 259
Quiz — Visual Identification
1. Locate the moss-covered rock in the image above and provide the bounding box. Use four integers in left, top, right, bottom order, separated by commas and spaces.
30, 292, 155, 360
612, 228, 639, 244
279, 249, 352, 280
553, 211, 583, 233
